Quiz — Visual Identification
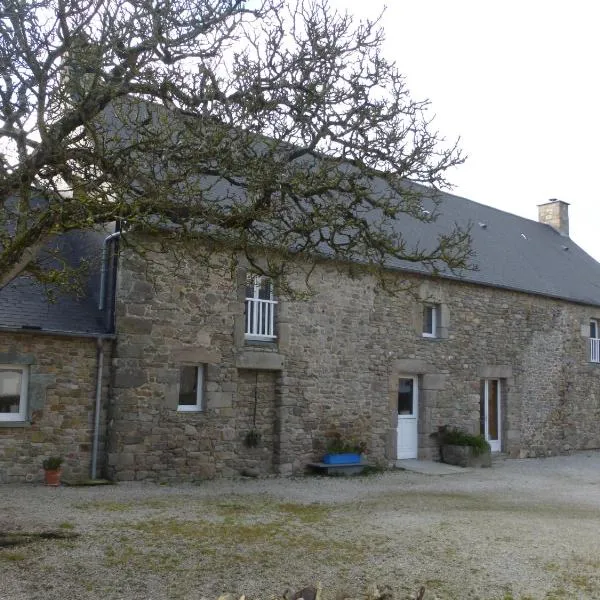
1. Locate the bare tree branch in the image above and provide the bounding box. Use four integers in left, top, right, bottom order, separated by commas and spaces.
0, 0, 471, 291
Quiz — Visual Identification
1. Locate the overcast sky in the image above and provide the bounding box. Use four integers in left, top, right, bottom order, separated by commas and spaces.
328, 0, 600, 261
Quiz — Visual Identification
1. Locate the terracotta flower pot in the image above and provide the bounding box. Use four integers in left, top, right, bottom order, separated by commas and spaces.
44, 469, 62, 486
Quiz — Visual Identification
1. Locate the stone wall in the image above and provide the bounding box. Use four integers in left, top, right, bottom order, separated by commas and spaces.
0, 333, 111, 483
109, 240, 600, 480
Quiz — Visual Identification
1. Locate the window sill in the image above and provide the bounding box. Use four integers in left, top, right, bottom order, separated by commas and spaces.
176, 407, 205, 413
0, 420, 31, 428
245, 335, 278, 343
244, 338, 278, 350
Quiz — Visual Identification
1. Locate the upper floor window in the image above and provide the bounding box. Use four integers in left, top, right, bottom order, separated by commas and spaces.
590, 319, 600, 363
0, 365, 28, 422
422, 305, 439, 338
245, 275, 277, 340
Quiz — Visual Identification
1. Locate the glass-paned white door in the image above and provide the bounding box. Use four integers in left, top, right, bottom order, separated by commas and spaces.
397, 376, 418, 459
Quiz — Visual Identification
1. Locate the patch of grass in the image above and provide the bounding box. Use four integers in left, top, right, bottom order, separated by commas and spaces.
132, 517, 284, 543
75, 498, 170, 512
359, 464, 387, 476
545, 587, 568, 599
565, 573, 596, 593
0, 551, 27, 562
104, 543, 138, 567
100, 504, 377, 578
373, 489, 600, 520
212, 500, 252, 517
75, 501, 132, 512
277, 502, 331, 523
59, 522, 75, 530
489, 593, 536, 600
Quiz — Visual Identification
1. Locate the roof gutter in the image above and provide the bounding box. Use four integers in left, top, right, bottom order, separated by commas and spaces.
0, 326, 116, 340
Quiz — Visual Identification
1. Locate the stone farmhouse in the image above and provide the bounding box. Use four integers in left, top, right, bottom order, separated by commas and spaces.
2, 190, 600, 482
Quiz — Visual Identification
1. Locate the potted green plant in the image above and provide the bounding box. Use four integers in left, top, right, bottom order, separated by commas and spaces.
323, 432, 367, 465
438, 427, 491, 468
42, 456, 64, 486
244, 429, 262, 448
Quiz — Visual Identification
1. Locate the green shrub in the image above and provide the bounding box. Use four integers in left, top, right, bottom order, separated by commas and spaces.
42, 456, 63, 470
325, 432, 367, 455
440, 427, 490, 456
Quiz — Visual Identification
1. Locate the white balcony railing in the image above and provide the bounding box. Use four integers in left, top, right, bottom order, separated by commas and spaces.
590, 338, 600, 363
245, 297, 277, 340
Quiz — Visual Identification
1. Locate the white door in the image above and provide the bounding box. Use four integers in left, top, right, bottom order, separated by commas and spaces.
397, 376, 418, 459
481, 379, 501, 452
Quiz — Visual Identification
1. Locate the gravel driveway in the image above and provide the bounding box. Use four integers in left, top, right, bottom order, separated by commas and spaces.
3, 453, 600, 600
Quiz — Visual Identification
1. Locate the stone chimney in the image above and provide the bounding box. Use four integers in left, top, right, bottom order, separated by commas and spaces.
538, 199, 570, 236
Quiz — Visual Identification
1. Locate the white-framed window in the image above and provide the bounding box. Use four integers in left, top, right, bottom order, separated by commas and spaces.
0, 365, 28, 422
177, 365, 205, 412
422, 304, 439, 338
590, 319, 600, 363
245, 275, 277, 340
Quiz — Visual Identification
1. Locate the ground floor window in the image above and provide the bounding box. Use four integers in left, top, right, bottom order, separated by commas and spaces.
0, 366, 28, 422
178, 365, 205, 412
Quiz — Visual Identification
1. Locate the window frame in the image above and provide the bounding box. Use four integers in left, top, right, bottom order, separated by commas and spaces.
480, 378, 502, 452
177, 365, 205, 413
422, 304, 438, 338
0, 365, 28, 423
590, 319, 600, 363
244, 274, 277, 341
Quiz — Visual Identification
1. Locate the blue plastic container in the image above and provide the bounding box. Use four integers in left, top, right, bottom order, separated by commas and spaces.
322, 453, 361, 465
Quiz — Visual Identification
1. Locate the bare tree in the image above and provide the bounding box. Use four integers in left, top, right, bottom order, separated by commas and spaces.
0, 0, 471, 291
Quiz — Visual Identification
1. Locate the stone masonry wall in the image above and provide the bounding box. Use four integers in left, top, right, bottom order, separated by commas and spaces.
0, 333, 111, 483
109, 240, 600, 480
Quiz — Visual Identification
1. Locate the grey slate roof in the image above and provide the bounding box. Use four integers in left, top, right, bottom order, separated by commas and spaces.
390, 185, 600, 307
2, 184, 600, 337
0, 229, 110, 336
97, 98, 600, 307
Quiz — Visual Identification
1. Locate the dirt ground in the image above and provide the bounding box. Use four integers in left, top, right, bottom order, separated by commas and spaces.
3, 453, 600, 600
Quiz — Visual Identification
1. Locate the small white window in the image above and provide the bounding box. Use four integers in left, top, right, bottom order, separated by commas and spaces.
591, 319, 599, 339
177, 366, 205, 412
0, 365, 28, 422
422, 305, 438, 338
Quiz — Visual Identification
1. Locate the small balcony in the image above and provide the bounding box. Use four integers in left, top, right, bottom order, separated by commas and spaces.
590, 338, 600, 363
245, 297, 277, 340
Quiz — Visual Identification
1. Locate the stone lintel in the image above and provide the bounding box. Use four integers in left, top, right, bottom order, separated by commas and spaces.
391, 359, 436, 374
235, 350, 284, 371
478, 365, 513, 379
171, 346, 220, 364
0, 351, 36, 364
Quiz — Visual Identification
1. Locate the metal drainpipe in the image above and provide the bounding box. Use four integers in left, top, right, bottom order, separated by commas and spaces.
99, 231, 121, 310
93, 229, 120, 478
91, 337, 104, 480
